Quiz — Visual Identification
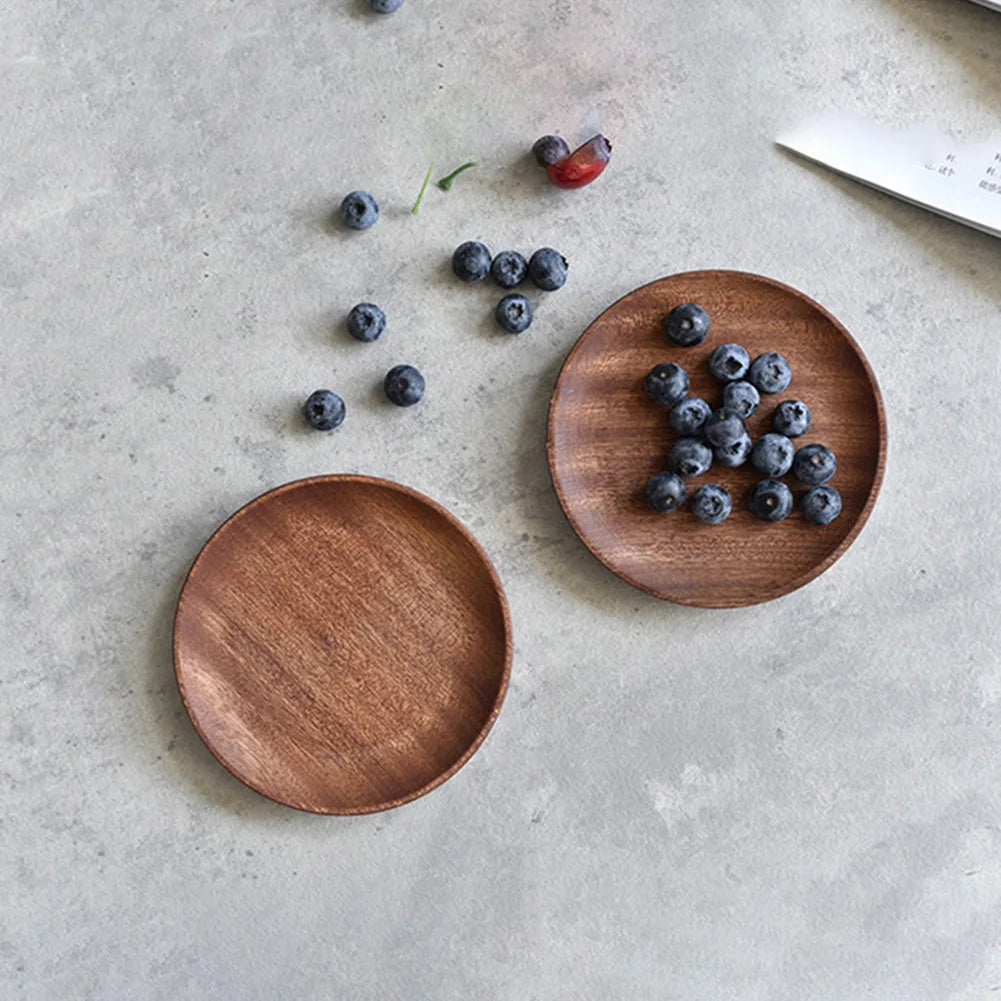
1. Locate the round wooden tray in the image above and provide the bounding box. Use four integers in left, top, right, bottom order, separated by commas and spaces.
173, 475, 512, 814
547, 270, 886, 607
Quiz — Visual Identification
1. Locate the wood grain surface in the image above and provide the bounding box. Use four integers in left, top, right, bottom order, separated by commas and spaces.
547, 271, 887, 607
173, 475, 512, 814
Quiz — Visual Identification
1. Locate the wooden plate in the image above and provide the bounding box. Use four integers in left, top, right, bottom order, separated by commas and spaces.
173, 475, 512, 814
547, 270, 886, 607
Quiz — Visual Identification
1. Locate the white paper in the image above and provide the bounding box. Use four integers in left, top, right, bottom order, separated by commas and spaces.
970, 0, 1001, 12
776, 114, 1001, 239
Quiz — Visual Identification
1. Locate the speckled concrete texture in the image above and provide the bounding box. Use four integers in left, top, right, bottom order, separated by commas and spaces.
3, 1, 1001, 998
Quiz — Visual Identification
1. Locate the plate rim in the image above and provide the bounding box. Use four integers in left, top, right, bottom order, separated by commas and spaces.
173, 473, 513, 814
546, 269, 888, 608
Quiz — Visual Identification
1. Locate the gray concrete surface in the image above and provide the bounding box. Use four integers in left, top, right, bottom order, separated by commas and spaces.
3, 0, 1001, 998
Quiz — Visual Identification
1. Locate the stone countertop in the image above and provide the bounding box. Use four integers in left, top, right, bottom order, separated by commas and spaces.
3, 1, 1001, 998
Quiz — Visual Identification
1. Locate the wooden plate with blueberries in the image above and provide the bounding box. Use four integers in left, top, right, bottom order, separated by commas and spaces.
173, 475, 512, 814
547, 270, 886, 607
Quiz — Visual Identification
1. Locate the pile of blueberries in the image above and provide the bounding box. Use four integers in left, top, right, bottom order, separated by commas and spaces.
643, 303, 842, 526
450, 240, 568, 331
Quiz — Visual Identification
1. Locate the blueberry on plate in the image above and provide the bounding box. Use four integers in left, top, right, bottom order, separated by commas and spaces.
368, 0, 403, 10
528, 247, 568, 290
339, 190, 379, 230
644, 472, 686, 513
748, 479, 794, 522
495, 294, 533, 333
750, 433, 795, 477
490, 250, 528, 288
772, 400, 812, 437
346, 302, 386, 342
708, 343, 750, 383
793, 443, 837, 485
645, 362, 689, 406
703, 407, 746, 448
668, 437, 712, 477
669, 397, 712, 436
722, 380, 760, 419
384, 364, 425, 407
451, 241, 492, 282
801, 485, 843, 525
532, 135, 571, 167
303, 389, 346, 430
748, 351, 792, 394
691, 483, 732, 524
713, 432, 752, 468
664, 303, 710, 347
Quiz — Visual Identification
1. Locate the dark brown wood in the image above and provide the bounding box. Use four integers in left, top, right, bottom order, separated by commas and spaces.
547, 270, 887, 607
173, 475, 512, 814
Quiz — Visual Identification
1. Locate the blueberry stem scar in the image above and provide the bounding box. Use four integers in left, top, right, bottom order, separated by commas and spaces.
436, 161, 476, 190
411, 162, 434, 215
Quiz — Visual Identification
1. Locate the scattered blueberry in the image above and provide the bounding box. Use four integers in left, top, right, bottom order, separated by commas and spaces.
703, 408, 746, 448
645, 362, 689, 406
528, 247, 568, 291
669, 397, 712, 436
708, 343, 750, 383
801, 485, 843, 525
668, 437, 712, 477
495, 294, 533, 334
644, 472, 686, 513
664, 303, 710, 347
772, 400, 812, 438
690, 484, 732, 524
713, 432, 752, 468
303, 389, 346, 430
722, 380, 760, 420
368, 0, 403, 9
451, 241, 492, 282
490, 250, 528, 289
339, 190, 379, 230
748, 479, 794, 522
748, 351, 792, 394
384, 364, 425, 407
793, 443, 837, 485
532, 135, 571, 167
751, 433, 795, 477
346, 302, 386, 342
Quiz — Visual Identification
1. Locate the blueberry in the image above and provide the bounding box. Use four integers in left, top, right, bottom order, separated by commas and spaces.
801, 485, 843, 525
339, 190, 379, 230
748, 352, 792, 394
644, 472, 686, 513
346, 302, 386, 342
722, 380, 760, 419
495, 294, 533, 334
384, 364, 425, 407
303, 389, 345, 430
702, 408, 746, 448
664, 303, 710, 347
772, 400, 812, 438
750, 433, 795, 477
490, 250, 528, 289
669, 397, 711, 436
748, 479, 794, 522
645, 362, 689, 406
532, 135, 571, 167
708, 343, 750, 383
713, 432, 752, 468
668, 437, 712, 477
451, 241, 492, 282
690, 484, 732, 524
793, 443, 837, 485
528, 247, 568, 291
368, 0, 403, 9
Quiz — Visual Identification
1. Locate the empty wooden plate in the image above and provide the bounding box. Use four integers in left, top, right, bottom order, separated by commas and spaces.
173, 475, 512, 814
547, 270, 886, 607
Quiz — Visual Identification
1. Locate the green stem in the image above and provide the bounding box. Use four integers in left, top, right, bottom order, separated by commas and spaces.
411, 163, 434, 215
436, 161, 476, 191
